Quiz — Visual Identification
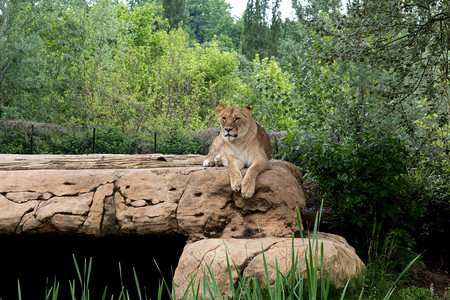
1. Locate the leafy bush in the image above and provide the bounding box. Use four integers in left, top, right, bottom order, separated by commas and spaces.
405, 167, 450, 252
397, 286, 434, 300
0, 123, 216, 155
289, 132, 420, 249
0, 124, 30, 154
48, 128, 92, 154
156, 131, 206, 155
90, 127, 143, 154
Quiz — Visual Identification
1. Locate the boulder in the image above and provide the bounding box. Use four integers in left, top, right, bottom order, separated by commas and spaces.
0, 154, 306, 240
173, 233, 365, 298
0, 154, 365, 297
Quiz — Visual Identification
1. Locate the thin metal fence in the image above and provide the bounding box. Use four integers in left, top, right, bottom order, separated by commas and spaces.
0, 121, 286, 157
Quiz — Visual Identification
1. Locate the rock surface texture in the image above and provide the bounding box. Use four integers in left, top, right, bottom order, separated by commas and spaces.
0, 154, 364, 297
0, 154, 305, 239
173, 233, 365, 296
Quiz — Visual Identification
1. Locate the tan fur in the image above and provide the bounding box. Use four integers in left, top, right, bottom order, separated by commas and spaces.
203, 104, 272, 198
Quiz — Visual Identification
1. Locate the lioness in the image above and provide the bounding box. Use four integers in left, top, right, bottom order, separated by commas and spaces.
203, 104, 272, 198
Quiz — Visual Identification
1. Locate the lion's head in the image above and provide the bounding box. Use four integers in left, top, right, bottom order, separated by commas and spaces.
216, 104, 254, 141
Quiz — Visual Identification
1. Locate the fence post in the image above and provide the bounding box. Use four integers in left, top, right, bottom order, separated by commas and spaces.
30, 125, 34, 154
92, 127, 96, 154
154, 131, 157, 153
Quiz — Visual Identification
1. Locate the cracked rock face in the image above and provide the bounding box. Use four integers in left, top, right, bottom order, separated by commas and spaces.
173, 233, 365, 298
0, 154, 364, 297
0, 154, 306, 239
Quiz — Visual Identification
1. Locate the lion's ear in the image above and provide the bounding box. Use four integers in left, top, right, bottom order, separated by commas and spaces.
245, 106, 254, 115
216, 104, 226, 114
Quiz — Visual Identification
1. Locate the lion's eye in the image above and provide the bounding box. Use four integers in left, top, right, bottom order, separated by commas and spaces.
234, 118, 240, 122
221, 117, 226, 122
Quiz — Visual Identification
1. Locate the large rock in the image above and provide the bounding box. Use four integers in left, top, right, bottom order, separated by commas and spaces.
0, 154, 365, 297
0, 154, 306, 240
173, 233, 365, 298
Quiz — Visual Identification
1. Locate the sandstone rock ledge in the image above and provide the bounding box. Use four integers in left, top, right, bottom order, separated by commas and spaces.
0, 154, 364, 297
0, 154, 305, 239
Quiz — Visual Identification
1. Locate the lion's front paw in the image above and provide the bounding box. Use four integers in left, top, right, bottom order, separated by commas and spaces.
203, 158, 215, 167
214, 157, 224, 167
230, 174, 242, 192
241, 178, 256, 198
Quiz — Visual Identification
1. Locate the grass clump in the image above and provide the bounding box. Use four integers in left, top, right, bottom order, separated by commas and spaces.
16, 204, 420, 300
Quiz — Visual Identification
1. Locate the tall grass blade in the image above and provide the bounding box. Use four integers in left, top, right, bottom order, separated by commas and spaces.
296, 207, 305, 241
69, 279, 76, 300
87, 257, 92, 297
288, 235, 300, 300
154, 259, 177, 300
251, 277, 263, 300
133, 268, 143, 300
17, 280, 22, 300
53, 280, 60, 300
260, 241, 274, 299
358, 287, 365, 300
339, 275, 352, 300
225, 251, 238, 299
118, 286, 126, 300
224, 248, 251, 299
119, 262, 124, 288
202, 268, 213, 299
72, 255, 92, 300
46, 278, 60, 300
204, 263, 224, 300
383, 254, 421, 300
73, 255, 83, 288
157, 281, 164, 300
101, 286, 108, 300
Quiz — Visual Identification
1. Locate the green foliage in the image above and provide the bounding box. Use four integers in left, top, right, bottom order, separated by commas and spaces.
156, 131, 205, 155
278, 0, 449, 262
397, 286, 433, 300
296, 132, 418, 248
0, 123, 30, 154
236, 56, 298, 132
0, 123, 148, 154
405, 166, 450, 248
184, 0, 240, 48
241, 0, 282, 60
163, 0, 185, 28
0, 0, 51, 120
0, 0, 243, 132
50, 127, 144, 155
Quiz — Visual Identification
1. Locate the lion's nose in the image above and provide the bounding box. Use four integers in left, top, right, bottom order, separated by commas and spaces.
224, 127, 233, 133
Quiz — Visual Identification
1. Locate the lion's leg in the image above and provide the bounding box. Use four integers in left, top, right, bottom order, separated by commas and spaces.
228, 155, 244, 192
214, 146, 228, 167
241, 160, 271, 198
203, 136, 224, 167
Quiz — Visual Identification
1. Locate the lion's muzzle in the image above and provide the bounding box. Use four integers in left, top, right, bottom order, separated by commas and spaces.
223, 127, 237, 140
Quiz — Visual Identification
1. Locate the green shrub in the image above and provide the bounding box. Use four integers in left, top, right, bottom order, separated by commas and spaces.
0, 123, 212, 155
397, 286, 433, 300
0, 124, 30, 154
49, 128, 92, 154
156, 131, 205, 155
405, 167, 450, 251
291, 132, 420, 250
89, 127, 142, 154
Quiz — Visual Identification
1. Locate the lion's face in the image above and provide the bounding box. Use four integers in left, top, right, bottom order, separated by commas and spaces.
216, 104, 254, 141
